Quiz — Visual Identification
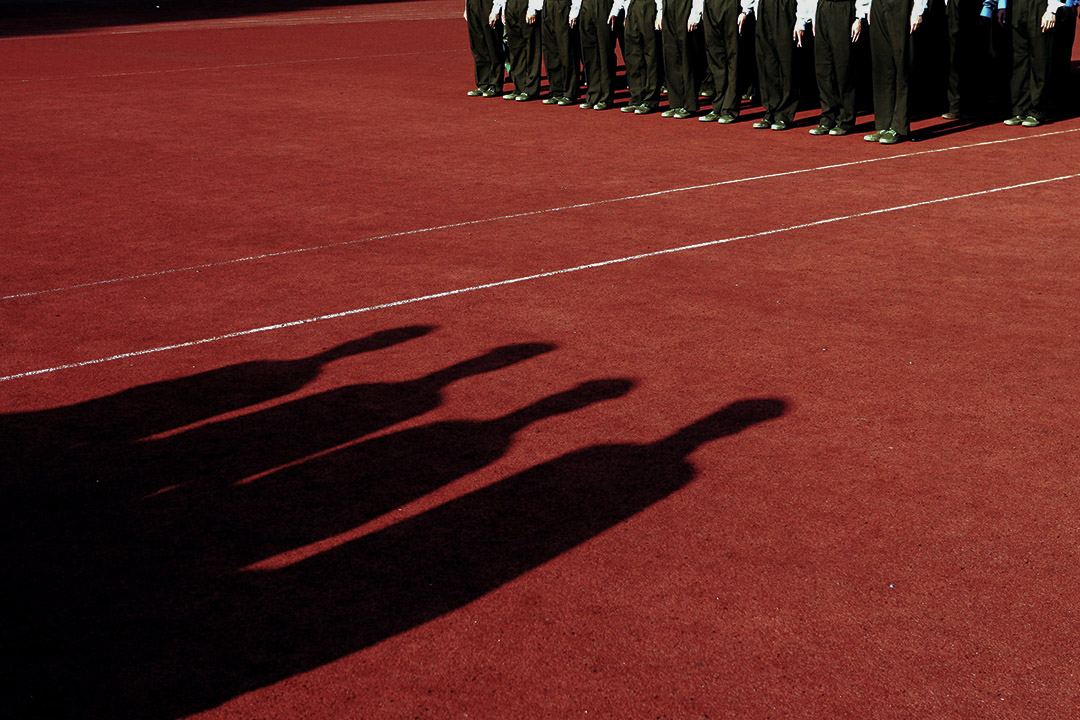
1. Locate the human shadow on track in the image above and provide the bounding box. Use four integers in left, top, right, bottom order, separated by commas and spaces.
0, 324, 434, 482
108, 341, 557, 500
140, 378, 636, 574
5, 335, 556, 719
17, 389, 785, 720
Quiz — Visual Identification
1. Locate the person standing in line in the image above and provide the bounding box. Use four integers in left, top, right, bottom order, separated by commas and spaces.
699, 0, 758, 122
808, 0, 870, 134
1003, 0, 1066, 126
863, 0, 929, 143
542, 0, 583, 104
753, 0, 813, 130
942, 0, 1006, 119
659, 0, 706, 117
1047, 0, 1076, 114
465, 0, 506, 96
499, 0, 545, 100
572, 0, 620, 109
610, 0, 666, 113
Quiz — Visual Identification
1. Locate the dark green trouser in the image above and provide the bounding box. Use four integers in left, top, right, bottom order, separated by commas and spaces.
815, 0, 858, 129
703, 0, 742, 116
580, 0, 618, 104
505, 0, 544, 97
869, 0, 913, 133
542, 0, 580, 98
624, 0, 663, 106
1009, 0, 1054, 119
756, 0, 798, 123
466, 0, 505, 90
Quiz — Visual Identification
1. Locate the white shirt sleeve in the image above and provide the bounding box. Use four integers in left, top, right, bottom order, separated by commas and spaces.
610, 0, 629, 16
656, 0, 664, 17
911, 0, 929, 20
1045, 0, 1067, 12
690, 0, 704, 24
857, 0, 871, 17
741, 0, 757, 14
528, 0, 544, 14
569, 0, 582, 20
795, 0, 816, 27
492, 0, 508, 15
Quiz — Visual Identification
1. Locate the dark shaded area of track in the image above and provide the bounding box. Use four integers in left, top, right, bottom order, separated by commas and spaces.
3, 326, 786, 719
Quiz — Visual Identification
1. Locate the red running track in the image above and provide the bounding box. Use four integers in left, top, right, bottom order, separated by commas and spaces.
2, 5, 1079, 719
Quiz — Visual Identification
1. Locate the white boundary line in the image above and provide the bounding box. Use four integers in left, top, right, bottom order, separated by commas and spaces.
3, 171, 1077, 383
4, 127, 1077, 303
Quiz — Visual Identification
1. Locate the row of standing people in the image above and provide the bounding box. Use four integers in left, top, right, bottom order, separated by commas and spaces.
465, 0, 1078, 142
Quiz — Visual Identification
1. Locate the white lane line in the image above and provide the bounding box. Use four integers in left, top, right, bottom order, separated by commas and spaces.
3, 171, 1076, 383
4, 127, 1077, 303
2, 48, 461, 84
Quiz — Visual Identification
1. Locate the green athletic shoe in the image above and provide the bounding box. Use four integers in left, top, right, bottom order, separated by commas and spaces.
878, 129, 902, 144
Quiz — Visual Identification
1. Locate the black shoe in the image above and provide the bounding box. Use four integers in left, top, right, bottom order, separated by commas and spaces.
1003, 115, 1024, 126
672, 107, 693, 119
557, 96, 574, 106
808, 124, 831, 135
580, 101, 594, 109
717, 113, 737, 124
752, 119, 771, 129
635, 104, 658, 115
593, 101, 611, 110
770, 120, 790, 131
542, 96, 559, 104
699, 111, 722, 122
828, 126, 850, 136
515, 93, 534, 102
1021, 115, 1042, 127
467, 88, 484, 97
481, 87, 500, 97
621, 104, 641, 113
864, 130, 884, 142
941, 111, 959, 120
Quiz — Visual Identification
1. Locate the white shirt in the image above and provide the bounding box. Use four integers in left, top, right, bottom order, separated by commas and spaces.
494, 0, 544, 14
991, 0, 1068, 13
652, 0, 706, 25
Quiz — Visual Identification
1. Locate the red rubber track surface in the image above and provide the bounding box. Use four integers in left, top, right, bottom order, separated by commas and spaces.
3, 6, 1079, 719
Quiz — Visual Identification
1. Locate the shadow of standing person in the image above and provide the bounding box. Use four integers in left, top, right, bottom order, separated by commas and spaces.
0, 324, 436, 487
6, 339, 557, 720
116, 342, 559, 499
150, 378, 637, 572
94, 397, 787, 720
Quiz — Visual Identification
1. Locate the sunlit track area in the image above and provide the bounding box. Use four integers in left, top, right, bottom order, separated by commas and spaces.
3, 3, 1079, 719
